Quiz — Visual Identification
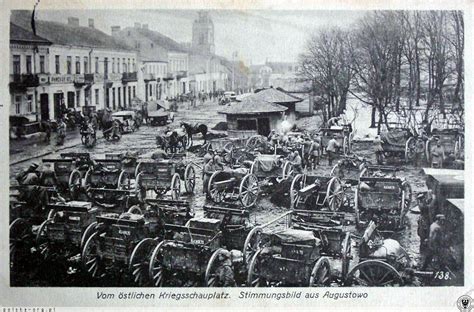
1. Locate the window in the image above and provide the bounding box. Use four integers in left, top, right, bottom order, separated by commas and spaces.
95, 57, 99, 73
123, 59, 127, 73
39, 56, 45, 73
118, 87, 121, 106
55, 55, 60, 74
132, 59, 135, 71
128, 86, 131, 104
117, 60, 120, 73
14, 95, 21, 114
104, 57, 108, 74
133, 86, 136, 98
13, 55, 21, 75
94, 89, 99, 106
27, 95, 33, 112
128, 59, 131, 72
76, 56, 80, 74
67, 56, 72, 74
237, 119, 257, 130
26, 56, 32, 74
149, 85, 152, 96
112, 88, 116, 110
84, 57, 89, 74
76, 90, 80, 107
112, 58, 115, 73
123, 87, 126, 106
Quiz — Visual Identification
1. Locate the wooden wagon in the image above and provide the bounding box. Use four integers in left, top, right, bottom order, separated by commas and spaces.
290, 174, 345, 211
319, 125, 354, 156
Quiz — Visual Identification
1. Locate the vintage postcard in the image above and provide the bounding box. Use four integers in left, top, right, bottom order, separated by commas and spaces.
0, 0, 472, 310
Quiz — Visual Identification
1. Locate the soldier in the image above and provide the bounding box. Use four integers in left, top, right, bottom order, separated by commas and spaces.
203, 158, 216, 196
373, 135, 384, 163
326, 135, 340, 166
417, 192, 431, 253
431, 138, 445, 168
291, 150, 303, 174
16, 162, 39, 185
57, 119, 67, 146
215, 250, 237, 287
307, 137, 320, 169
421, 214, 446, 270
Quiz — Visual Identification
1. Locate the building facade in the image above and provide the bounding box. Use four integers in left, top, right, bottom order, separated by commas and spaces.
192, 11, 215, 54
142, 60, 168, 101
10, 13, 139, 121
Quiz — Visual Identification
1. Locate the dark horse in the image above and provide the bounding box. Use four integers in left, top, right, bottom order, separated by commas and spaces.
180, 122, 207, 147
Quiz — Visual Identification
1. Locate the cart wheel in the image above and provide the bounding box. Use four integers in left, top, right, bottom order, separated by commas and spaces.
47, 209, 56, 220
290, 174, 305, 209
148, 241, 168, 287
80, 221, 98, 251
359, 165, 368, 178
184, 164, 196, 194
36, 218, 52, 261
68, 169, 82, 199
10, 218, 32, 270
127, 205, 143, 215
282, 161, 294, 180
129, 238, 158, 286
309, 257, 331, 286
223, 142, 235, 165
82, 232, 104, 278
330, 162, 340, 178
170, 173, 181, 200
341, 232, 352, 279
205, 248, 230, 287
405, 137, 417, 162
134, 162, 142, 179
208, 171, 225, 203
243, 227, 262, 265
83, 168, 92, 189
250, 160, 257, 174
117, 170, 130, 190
325, 177, 343, 211
425, 137, 434, 163
247, 250, 266, 287
239, 174, 259, 208
344, 259, 403, 286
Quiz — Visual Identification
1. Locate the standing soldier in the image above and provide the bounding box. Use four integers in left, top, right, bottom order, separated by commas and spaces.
291, 150, 303, 174
430, 138, 445, 168
215, 250, 237, 286
57, 119, 67, 146
421, 214, 446, 270
308, 136, 320, 169
203, 158, 216, 197
417, 192, 432, 254
326, 135, 340, 166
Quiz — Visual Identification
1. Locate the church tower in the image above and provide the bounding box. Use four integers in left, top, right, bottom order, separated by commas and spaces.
192, 11, 215, 54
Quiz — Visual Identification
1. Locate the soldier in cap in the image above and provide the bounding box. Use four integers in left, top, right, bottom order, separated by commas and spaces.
422, 214, 446, 270
16, 162, 39, 185
215, 250, 237, 287
430, 137, 445, 168
326, 134, 340, 166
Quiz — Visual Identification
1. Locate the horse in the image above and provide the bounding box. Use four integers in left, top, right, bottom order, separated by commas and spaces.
180, 122, 208, 147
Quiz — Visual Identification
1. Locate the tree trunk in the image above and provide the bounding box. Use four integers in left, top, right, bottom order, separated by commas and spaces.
370, 105, 377, 128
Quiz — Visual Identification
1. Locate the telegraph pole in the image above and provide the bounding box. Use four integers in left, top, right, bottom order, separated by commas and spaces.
232, 51, 237, 91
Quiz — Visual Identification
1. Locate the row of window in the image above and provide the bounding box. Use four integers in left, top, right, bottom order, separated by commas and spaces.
146, 64, 167, 76
12, 54, 136, 75
169, 59, 187, 72
13, 94, 34, 114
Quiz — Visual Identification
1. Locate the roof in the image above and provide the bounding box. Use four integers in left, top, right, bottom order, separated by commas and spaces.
446, 198, 464, 214
11, 11, 134, 51
132, 27, 186, 53
10, 23, 51, 45
219, 96, 287, 115
254, 87, 302, 104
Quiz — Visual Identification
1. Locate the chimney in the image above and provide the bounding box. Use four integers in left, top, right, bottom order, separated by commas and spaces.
111, 26, 121, 36
67, 17, 80, 27
134, 22, 141, 29
142, 24, 149, 30
88, 18, 94, 28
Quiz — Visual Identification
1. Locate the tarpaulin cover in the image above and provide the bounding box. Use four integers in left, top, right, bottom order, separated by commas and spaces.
188, 218, 222, 231
256, 154, 279, 172
224, 167, 248, 178
272, 228, 320, 246
380, 129, 409, 147
66, 201, 92, 209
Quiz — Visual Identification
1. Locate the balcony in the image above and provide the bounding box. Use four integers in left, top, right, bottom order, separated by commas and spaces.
106, 73, 122, 81
9, 74, 40, 90
122, 72, 137, 83
84, 73, 104, 84
143, 73, 156, 82
176, 70, 187, 80
163, 72, 174, 81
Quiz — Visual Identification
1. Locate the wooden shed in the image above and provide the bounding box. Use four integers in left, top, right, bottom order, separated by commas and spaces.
219, 97, 287, 138
253, 87, 302, 125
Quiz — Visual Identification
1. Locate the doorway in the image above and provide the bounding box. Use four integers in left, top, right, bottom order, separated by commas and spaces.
54, 92, 64, 120
40, 93, 49, 121
257, 118, 270, 136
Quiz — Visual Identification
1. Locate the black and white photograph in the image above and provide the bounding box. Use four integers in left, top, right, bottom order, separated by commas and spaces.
5, 1, 467, 295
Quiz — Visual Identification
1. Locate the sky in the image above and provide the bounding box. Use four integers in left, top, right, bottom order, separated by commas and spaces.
36, 10, 366, 64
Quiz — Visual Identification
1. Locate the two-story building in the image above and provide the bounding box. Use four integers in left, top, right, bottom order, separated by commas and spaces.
142, 59, 168, 101
9, 23, 51, 122
11, 12, 139, 120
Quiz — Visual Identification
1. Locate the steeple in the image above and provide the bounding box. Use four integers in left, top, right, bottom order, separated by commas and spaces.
192, 10, 215, 54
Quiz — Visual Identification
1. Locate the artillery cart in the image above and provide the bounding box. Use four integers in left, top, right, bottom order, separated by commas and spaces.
377, 128, 424, 165
330, 154, 371, 185
318, 125, 354, 156
425, 128, 464, 167
290, 174, 345, 211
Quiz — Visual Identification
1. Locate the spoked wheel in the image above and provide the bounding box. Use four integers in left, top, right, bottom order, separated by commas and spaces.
247, 250, 267, 287
83, 169, 92, 189
82, 232, 105, 278
184, 164, 196, 194
239, 174, 259, 208
205, 248, 231, 287
36, 218, 53, 261
127, 205, 143, 215
243, 227, 262, 265
170, 173, 181, 200
290, 173, 305, 209
68, 169, 83, 200
148, 241, 168, 287
341, 232, 352, 279
425, 137, 435, 164
246, 135, 265, 150
309, 257, 331, 286
10, 218, 33, 270
330, 162, 341, 178
208, 171, 226, 203
282, 161, 294, 180
80, 221, 98, 251
405, 137, 417, 162
325, 177, 344, 211
344, 260, 403, 286
129, 238, 158, 286
117, 171, 131, 190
